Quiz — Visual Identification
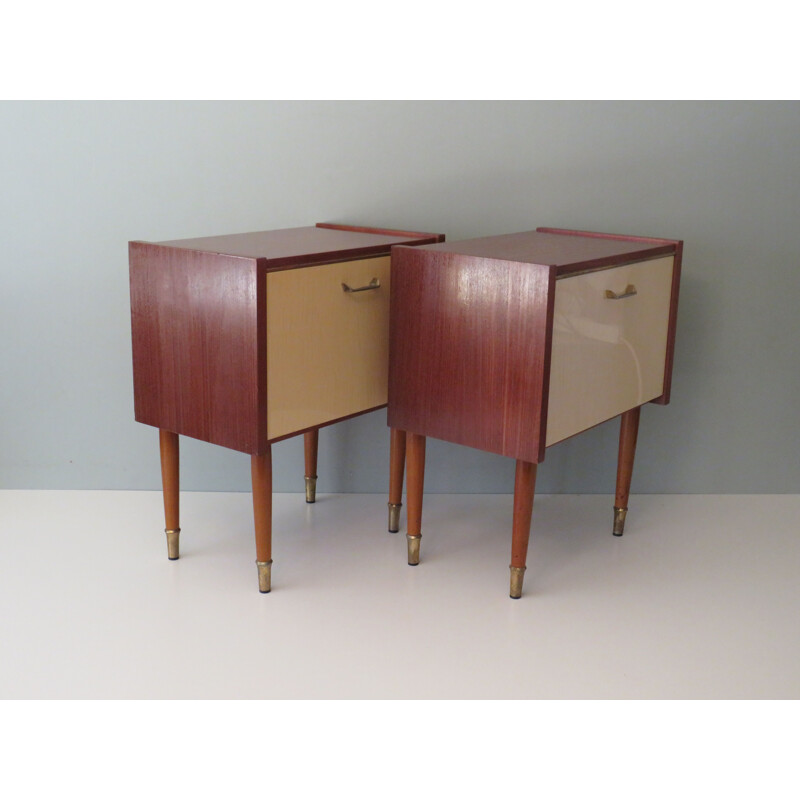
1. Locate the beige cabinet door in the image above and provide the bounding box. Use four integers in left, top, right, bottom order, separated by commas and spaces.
266, 256, 391, 440
546, 255, 675, 446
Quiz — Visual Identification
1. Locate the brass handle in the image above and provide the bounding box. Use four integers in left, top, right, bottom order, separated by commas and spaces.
605, 284, 637, 300
342, 278, 381, 293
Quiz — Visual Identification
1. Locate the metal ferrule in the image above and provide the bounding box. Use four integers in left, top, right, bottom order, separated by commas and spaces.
406, 534, 421, 566
388, 502, 402, 533
165, 528, 180, 560
613, 507, 628, 537
509, 565, 526, 599
256, 560, 273, 593
305, 475, 317, 504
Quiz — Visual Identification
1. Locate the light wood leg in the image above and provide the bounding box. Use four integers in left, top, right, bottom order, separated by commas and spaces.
510, 460, 537, 599
159, 429, 180, 560
614, 406, 641, 536
388, 428, 407, 532
304, 429, 319, 503
405, 433, 426, 565
252, 448, 273, 593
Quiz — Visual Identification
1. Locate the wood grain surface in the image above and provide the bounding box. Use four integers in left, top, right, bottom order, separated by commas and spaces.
130, 224, 445, 454
412, 229, 676, 276
130, 242, 267, 454
316, 222, 444, 243
388, 246, 556, 464
152, 225, 443, 272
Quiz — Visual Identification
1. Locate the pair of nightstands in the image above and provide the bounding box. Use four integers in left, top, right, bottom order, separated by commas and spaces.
129, 223, 682, 597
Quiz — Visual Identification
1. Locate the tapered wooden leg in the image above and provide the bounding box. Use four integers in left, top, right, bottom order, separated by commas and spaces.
510, 460, 537, 599
304, 429, 319, 503
252, 448, 273, 593
159, 429, 180, 560
388, 428, 407, 532
614, 406, 641, 536
405, 433, 425, 565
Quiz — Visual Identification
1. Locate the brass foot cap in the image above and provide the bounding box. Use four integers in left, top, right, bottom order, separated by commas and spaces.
613, 507, 628, 537
256, 560, 273, 593
305, 475, 317, 504
165, 528, 180, 560
509, 565, 526, 599
407, 534, 421, 566
388, 502, 402, 533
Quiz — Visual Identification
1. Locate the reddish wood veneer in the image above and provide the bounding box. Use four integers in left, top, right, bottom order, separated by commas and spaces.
154, 225, 444, 272
130, 243, 267, 454
130, 224, 444, 455
132, 222, 446, 593
316, 222, 445, 244
388, 228, 682, 467
388, 247, 556, 464
414, 228, 677, 277
388, 227, 683, 597
652, 239, 683, 404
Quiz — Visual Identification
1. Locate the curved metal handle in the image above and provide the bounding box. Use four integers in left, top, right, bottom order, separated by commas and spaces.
342, 277, 381, 293
605, 284, 637, 300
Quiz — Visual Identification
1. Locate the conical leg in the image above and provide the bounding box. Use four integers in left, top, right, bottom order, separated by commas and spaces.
159, 429, 180, 560
252, 448, 273, 593
388, 428, 406, 532
614, 406, 641, 536
509, 460, 536, 599
406, 433, 425, 565
304, 429, 318, 503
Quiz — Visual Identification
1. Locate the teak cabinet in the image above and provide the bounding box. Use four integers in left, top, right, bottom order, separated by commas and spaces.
387, 227, 682, 598
130, 223, 443, 592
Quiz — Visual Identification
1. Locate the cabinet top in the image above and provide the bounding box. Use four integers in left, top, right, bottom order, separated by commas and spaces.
132, 223, 443, 270
398, 227, 681, 276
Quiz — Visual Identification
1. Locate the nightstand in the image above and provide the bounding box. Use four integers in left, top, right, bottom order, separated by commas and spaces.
129, 222, 444, 592
387, 227, 682, 598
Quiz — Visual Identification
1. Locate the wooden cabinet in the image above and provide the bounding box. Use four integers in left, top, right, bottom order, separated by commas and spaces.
130, 223, 443, 591
387, 227, 682, 598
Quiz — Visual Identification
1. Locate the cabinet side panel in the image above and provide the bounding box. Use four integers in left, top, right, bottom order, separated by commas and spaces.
651, 240, 682, 404
388, 248, 554, 463
129, 242, 262, 454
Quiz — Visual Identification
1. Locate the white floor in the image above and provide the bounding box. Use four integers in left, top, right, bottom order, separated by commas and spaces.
1, 490, 798, 699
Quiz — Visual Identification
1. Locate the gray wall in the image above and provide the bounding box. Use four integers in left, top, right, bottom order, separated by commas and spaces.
1, 101, 798, 493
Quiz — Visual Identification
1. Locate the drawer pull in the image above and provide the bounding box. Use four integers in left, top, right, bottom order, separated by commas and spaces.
605, 284, 637, 300
342, 277, 381, 293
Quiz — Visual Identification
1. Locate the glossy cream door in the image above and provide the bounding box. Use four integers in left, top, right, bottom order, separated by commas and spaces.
545, 256, 674, 447
266, 256, 391, 440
